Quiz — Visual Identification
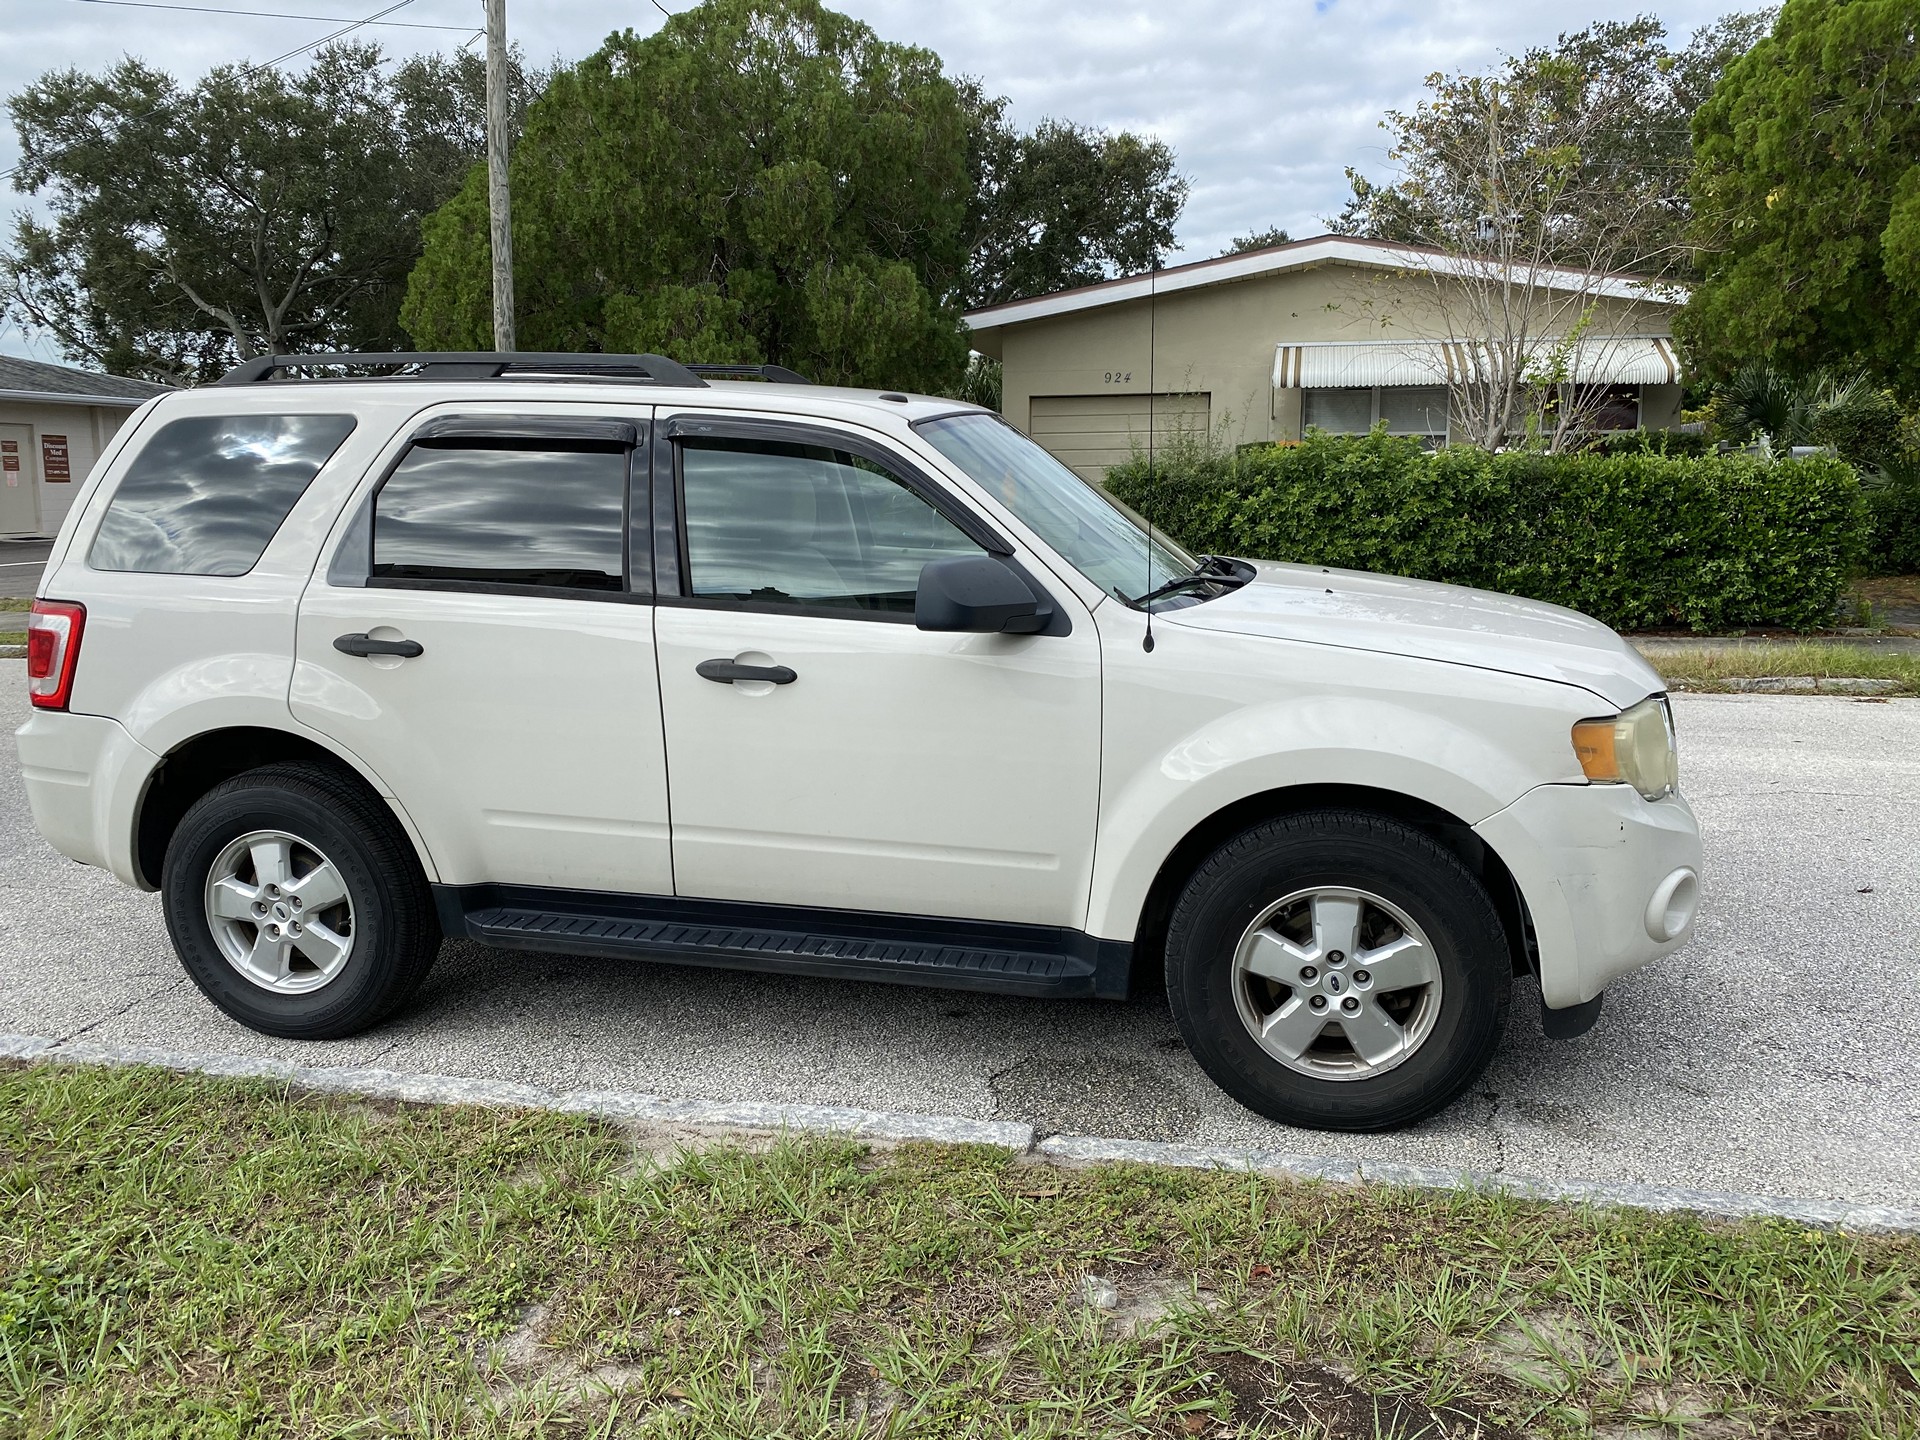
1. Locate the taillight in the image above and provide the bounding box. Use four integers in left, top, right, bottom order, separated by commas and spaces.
26, 600, 85, 710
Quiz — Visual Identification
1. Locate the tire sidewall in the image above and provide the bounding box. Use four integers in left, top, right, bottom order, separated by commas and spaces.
163, 777, 408, 1037
1167, 816, 1510, 1131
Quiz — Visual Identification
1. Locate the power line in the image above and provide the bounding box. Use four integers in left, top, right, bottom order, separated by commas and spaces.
250, 0, 420, 70
70, 0, 470, 29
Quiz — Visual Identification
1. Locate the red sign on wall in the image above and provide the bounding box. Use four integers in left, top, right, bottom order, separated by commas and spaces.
1, 439, 18, 488
41, 435, 71, 482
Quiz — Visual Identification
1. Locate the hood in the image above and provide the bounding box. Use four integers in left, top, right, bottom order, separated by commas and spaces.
1165, 562, 1665, 709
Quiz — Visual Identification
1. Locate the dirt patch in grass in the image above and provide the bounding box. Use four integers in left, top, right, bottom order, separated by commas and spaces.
2, 1061, 1916, 1438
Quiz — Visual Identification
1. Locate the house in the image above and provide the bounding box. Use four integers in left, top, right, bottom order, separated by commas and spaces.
962, 234, 1686, 482
0, 356, 171, 538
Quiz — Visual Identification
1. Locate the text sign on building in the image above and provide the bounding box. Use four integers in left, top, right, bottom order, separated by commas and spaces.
41, 435, 71, 483
1, 440, 18, 487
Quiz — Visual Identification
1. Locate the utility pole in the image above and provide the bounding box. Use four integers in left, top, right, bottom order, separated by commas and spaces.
483, 0, 515, 352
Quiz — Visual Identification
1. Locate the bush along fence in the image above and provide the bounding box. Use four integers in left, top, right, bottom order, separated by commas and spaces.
1105, 430, 1868, 634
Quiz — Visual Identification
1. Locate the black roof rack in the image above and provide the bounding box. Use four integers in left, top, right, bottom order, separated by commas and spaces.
684, 363, 812, 384
215, 351, 709, 388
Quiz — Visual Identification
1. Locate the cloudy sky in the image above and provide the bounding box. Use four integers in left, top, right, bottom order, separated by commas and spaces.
2, 0, 1734, 363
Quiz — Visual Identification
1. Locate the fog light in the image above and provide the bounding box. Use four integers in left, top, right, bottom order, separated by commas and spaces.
1644, 867, 1698, 942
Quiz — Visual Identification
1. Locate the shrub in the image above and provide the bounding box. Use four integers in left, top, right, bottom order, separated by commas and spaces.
1865, 457, 1920, 573
1105, 430, 1867, 633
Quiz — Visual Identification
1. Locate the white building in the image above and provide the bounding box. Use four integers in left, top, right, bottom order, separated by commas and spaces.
0, 357, 171, 539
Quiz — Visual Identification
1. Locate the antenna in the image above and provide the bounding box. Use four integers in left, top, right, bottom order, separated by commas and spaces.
1142, 252, 1159, 654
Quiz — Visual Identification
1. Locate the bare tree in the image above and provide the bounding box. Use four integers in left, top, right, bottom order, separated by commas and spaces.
1337, 19, 1726, 450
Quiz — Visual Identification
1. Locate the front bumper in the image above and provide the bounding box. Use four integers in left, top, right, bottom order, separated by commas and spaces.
1474, 782, 1702, 1010
15, 709, 158, 887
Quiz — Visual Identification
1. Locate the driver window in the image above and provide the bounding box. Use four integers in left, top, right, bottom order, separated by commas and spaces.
678, 438, 980, 615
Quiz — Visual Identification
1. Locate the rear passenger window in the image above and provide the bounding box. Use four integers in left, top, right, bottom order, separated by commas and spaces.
372, 440, 628, 593
90, 413, 355, 576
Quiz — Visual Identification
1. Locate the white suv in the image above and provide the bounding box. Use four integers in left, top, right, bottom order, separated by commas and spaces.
15, 352, 1702, 1131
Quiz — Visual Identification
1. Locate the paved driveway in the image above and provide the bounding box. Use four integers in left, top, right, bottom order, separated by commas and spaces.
2, 669, 1915, 1209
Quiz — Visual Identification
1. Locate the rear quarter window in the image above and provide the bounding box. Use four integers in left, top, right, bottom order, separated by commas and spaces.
89, 413, 357, 576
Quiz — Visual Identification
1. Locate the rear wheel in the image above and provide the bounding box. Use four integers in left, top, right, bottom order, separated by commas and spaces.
1165, 810, 1510, 1131
162, 762, 438, 1039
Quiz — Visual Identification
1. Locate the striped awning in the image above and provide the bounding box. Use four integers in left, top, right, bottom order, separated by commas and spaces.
1273, 336, 1680, 389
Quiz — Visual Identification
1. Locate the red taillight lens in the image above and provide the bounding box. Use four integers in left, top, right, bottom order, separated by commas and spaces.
26, 600, 85, 710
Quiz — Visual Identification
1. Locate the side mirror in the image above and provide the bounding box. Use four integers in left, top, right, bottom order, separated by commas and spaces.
915, 555, 1044, 633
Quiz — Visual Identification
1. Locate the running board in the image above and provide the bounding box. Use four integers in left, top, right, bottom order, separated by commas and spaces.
432, 884, 1129, 999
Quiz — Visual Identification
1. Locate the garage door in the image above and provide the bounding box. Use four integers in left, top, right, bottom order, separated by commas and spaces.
1028, 393, 1211, 484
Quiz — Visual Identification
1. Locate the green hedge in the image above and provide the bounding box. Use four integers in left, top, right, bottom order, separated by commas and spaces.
1868, 478, 1920, 573
1104, 430, 1868, 633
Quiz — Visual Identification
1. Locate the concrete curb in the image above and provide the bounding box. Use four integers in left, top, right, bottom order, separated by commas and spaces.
6, 1031, 1917, 1234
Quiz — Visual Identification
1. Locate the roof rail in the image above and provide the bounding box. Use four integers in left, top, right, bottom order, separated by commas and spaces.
214, 352, 710, 388
684, 363, 813, 385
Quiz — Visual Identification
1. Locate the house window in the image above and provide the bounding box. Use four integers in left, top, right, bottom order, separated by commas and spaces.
1303, 386, 1449, 446
1576, 385, 1641, 432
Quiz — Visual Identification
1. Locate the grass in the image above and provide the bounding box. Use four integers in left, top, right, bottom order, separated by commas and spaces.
2, 1063, 1916, 1438
1635, 640, 1920, 695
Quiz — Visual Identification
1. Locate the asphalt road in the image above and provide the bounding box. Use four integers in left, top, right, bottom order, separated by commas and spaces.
2, 667, 1915, 1209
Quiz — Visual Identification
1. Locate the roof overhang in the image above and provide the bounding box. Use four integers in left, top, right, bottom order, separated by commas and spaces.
963, 234, 1684, 334
1272, 336, 1682, 389
0, 387, 153, 409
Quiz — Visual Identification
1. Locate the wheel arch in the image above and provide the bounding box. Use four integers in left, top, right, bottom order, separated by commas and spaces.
1124, 783, 1536, 996
133, 725, 437, 891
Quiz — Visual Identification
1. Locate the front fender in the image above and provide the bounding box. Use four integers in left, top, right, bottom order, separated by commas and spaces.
1084, 615, 1599, 942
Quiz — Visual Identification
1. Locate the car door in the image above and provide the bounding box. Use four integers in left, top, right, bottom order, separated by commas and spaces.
293, 408, 673, 896
650, 411, 1102, 928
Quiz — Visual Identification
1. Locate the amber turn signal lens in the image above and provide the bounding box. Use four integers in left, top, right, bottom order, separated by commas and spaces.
1571, 718, 1622, 783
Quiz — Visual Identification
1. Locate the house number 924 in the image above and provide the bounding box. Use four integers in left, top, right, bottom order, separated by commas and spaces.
1103, 371, 1133, 384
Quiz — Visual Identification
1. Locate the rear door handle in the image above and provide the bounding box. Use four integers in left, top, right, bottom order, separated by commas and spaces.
334, 632, 424, 659
696, 658, 796, 685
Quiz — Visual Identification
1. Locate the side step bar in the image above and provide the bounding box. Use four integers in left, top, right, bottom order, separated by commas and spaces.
432, 884, 1130, 999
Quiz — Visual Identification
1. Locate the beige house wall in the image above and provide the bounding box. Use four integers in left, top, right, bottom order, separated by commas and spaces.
0, 399, 138, 538
981, 260, 1684, 450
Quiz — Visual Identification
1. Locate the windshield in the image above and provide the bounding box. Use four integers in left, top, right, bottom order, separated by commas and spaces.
917, 412, 1195, 604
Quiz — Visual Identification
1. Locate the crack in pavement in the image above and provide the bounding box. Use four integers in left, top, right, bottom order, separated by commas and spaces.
53, 974, 187, 1046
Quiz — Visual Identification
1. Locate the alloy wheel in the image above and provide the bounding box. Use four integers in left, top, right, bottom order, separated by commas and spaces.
1230, 886, 1443, 1081
203, 829, 356, 993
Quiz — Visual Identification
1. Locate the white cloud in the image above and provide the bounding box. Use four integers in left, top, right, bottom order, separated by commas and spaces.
1, 0, 1734, 361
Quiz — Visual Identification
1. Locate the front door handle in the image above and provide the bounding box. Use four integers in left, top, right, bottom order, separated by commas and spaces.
696, 658, 796, 685
334, 632, 424, 659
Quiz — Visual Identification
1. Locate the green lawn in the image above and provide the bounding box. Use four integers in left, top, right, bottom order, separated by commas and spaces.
1638, 640, 1920, 695
2, 1062, 1916, 1437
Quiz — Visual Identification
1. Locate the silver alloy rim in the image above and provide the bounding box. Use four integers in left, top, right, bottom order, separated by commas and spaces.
203, 829, 356, 993
1230, 886, 1443, 1082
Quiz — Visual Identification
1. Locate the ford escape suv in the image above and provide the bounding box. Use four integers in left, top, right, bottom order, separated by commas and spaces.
15, 351, 1702, 1131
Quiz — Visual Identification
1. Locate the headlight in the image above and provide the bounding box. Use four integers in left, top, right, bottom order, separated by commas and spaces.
1571, 697, 1678, 800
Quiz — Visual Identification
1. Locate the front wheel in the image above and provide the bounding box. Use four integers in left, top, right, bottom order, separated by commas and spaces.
162, 761, 439, 1040
1165, 810, 1510, 1131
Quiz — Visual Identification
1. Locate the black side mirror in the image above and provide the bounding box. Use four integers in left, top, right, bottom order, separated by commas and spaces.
915, 555, 1044, 633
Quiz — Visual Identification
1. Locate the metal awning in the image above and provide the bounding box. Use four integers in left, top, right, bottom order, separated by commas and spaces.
1273, 336, 1680, 389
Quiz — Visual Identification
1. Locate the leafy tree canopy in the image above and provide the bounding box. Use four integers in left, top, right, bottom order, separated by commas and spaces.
1335, 12, 1772, 279
1681, 0, 1920, 398
1220, 227, 1291, 256
961, 84, 1187, 309
405, 0, 980, 391
4, 44, 536, 383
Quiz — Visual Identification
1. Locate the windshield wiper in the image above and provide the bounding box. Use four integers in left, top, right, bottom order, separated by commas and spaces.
1123, 555, 1247, 609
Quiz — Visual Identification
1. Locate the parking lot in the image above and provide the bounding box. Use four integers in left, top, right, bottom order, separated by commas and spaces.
2, 667, 1915, 1210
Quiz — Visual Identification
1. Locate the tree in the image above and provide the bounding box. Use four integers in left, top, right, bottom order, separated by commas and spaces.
960, 83, 1187, 309
1337, 15, 1770, 280
3, 45, 539, 383
1219, 227, 1290, 256
1681, 0, 1920, 399
404, 0, 978, 392
1327, 16, 1755, 448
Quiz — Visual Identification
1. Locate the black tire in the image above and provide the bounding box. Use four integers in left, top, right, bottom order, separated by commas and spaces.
161, 761, 439, 1040
1165, 809, 1510, 1131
